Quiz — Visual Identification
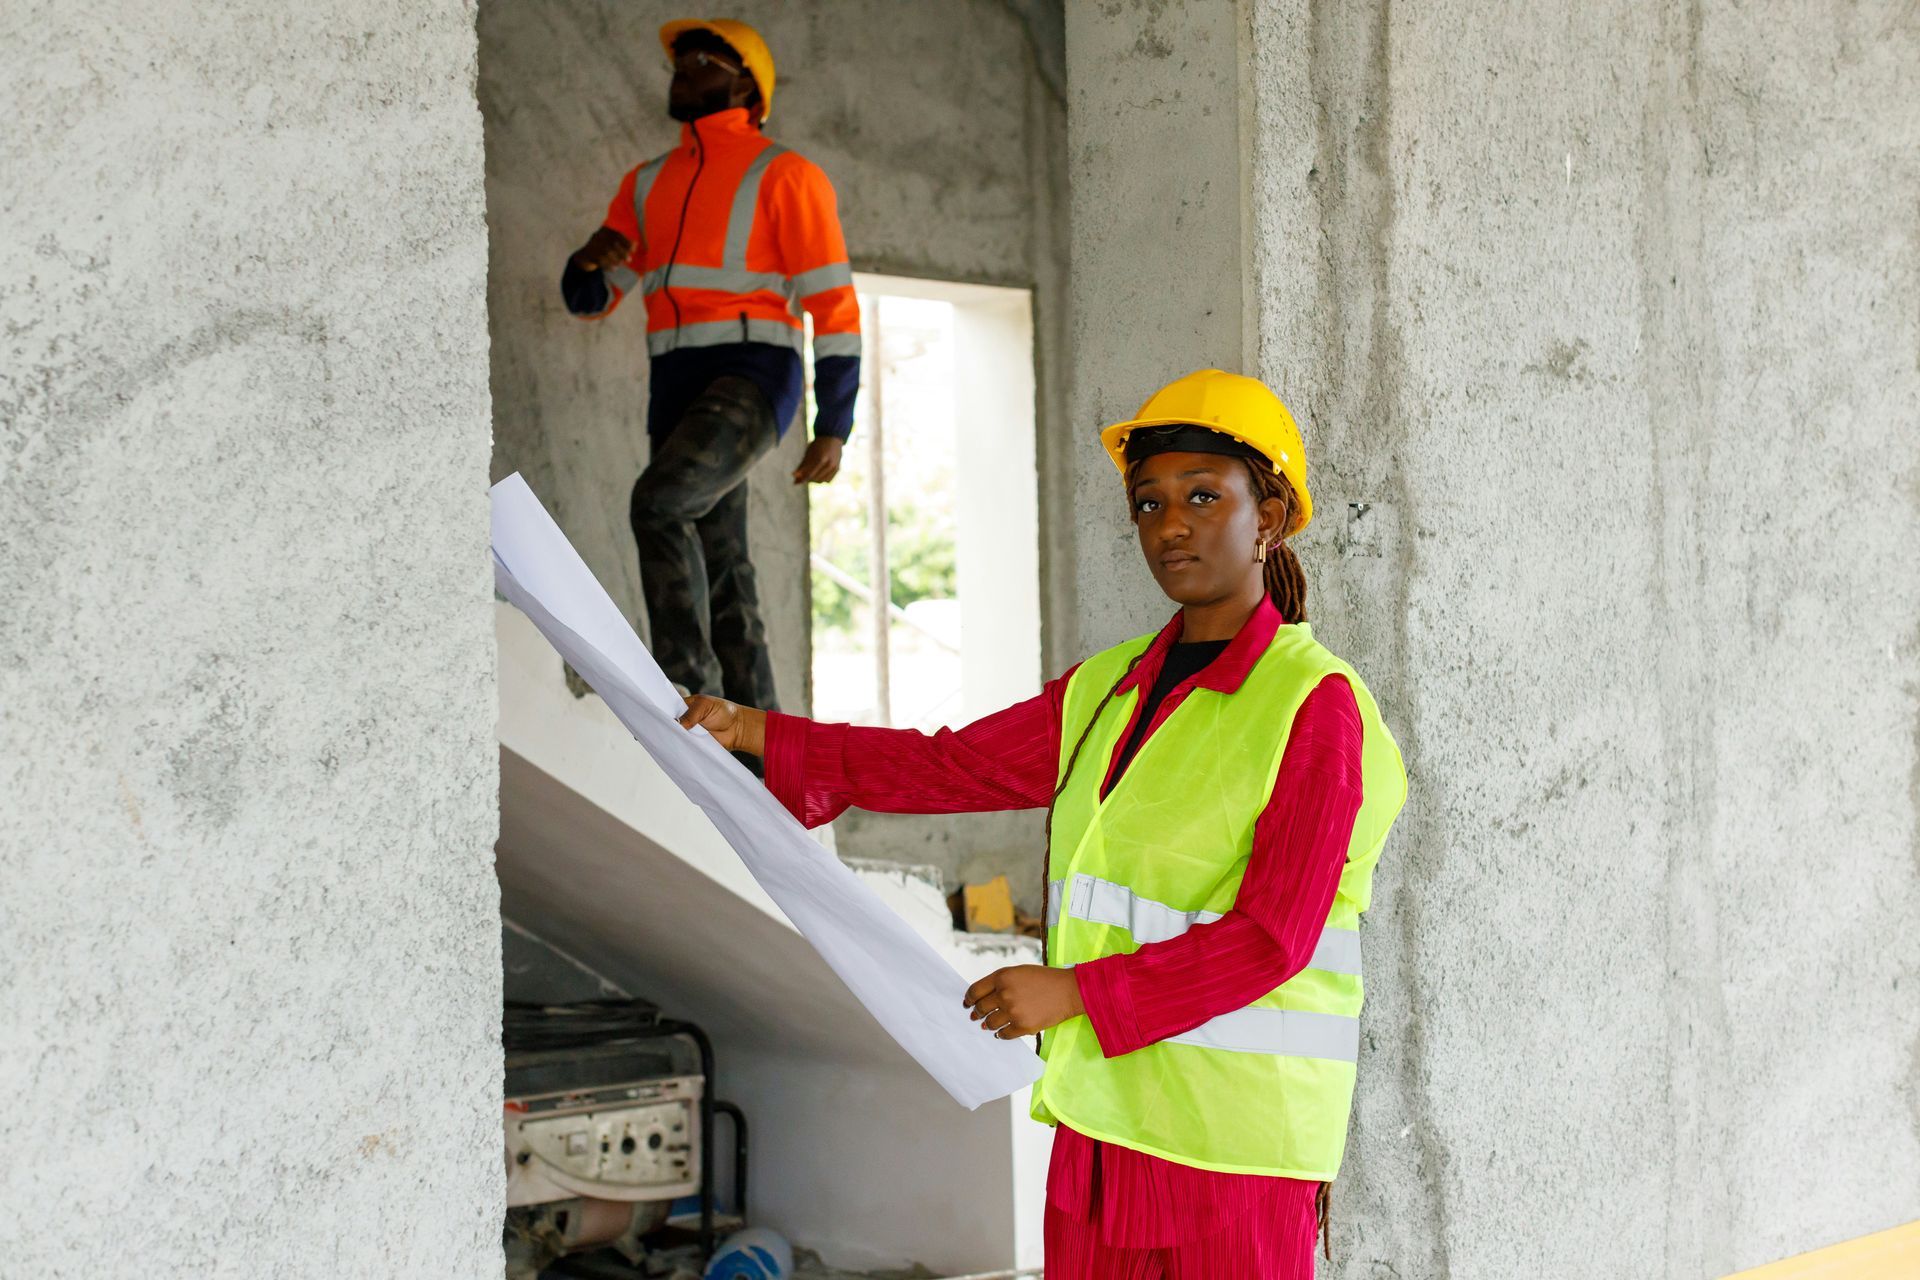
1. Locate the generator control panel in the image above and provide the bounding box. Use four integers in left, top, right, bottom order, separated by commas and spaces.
505, 1074, 702, 1207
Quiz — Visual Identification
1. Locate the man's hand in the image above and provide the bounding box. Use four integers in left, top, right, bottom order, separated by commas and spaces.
791, 436, 844, 485
677, 695, 768, 756
963, 964, 1085, 1040
571, 226, 634, 273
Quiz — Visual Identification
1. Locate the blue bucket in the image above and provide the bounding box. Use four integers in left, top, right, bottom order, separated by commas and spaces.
705, 1227, 792, 1280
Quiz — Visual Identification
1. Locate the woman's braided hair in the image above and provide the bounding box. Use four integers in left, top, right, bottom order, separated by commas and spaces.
1243, 457, 1308, 625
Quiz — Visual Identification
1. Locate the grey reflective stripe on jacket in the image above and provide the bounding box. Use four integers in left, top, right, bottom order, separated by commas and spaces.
643, 264, 787, 296
648, 318, 804, 356
722, 143, 787, 265
630, 153, 671, 235
810, 332, 862, 359
628, 141, 856, 356
582, 152, 666, 312
789, 262, 855, 299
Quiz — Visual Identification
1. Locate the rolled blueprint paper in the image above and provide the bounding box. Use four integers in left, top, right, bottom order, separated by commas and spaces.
490, 473, 1044, 1110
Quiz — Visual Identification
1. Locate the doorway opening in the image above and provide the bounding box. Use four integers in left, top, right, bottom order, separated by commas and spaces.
806, 274, 1041, 730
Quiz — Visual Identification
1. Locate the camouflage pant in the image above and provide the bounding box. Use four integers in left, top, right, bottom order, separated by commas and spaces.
630, 376, 780, 710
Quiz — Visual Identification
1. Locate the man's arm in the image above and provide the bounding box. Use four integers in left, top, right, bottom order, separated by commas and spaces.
560, 167, 644, 320
770, 155, 861, 480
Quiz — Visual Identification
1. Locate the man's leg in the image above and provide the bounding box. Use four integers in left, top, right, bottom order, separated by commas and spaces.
698, 477, 779, 711
630, 376, 777, 697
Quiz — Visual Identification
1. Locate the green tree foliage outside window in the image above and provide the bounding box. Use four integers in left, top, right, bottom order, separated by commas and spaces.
813, 500, 956, 635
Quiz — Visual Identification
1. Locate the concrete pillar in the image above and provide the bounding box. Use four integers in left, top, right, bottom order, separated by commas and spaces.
1068, 1, 1920, 1274
1, 3, 500, 1273
1065, 0, 1258, 653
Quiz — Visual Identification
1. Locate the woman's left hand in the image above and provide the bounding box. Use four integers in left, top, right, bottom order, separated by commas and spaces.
963, 964, 1085, 1040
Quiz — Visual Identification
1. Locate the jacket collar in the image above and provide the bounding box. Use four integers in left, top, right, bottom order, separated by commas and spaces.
679, 107, 762, 148
1117, 595, 1285, 697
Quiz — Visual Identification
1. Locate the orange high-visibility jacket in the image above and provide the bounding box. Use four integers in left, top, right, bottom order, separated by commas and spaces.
581, 109, 862, 368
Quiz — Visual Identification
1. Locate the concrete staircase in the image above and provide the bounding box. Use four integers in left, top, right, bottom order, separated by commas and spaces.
494, 604, 1048, 1275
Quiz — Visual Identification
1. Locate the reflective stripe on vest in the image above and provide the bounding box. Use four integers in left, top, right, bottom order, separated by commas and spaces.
1166, 1007, 1359, 1061
1046, 874, 1362, 975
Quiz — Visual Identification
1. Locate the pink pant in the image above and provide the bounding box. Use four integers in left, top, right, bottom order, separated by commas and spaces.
1043, 1197, 1318, 1278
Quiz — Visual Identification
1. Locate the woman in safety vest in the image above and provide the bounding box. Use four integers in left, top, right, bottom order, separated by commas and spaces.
681, 369, 1406, 1277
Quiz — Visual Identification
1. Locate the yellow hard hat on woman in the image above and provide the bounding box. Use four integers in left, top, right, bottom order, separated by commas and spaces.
1100, 369, 1313, 533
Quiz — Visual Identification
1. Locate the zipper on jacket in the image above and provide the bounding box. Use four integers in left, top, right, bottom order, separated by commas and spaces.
739, 310, 748, 342
661, 117, 705, 352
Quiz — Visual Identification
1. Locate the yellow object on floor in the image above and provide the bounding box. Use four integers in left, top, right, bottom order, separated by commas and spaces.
1722, 1219, 1920, 1279
961, 876, 1016, 935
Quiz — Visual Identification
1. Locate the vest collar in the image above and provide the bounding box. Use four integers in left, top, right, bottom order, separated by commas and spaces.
679, 107, 762, 149
1119, 595, 1286, 698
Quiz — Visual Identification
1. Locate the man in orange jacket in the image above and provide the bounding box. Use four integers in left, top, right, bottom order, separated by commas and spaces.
563, 19, 860, 713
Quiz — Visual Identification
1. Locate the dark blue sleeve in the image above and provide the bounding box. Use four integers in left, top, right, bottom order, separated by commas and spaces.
811, 354, 860, 441
560, 257, 612, 318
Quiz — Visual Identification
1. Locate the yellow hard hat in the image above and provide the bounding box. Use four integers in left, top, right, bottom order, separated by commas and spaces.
659, 19, 777, 122
1100, 369, 1314, 533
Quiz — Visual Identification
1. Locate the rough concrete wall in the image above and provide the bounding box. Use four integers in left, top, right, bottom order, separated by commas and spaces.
481, 0, 1068, 903
1069, 0, 1920, 1274
1246, 2, 1918, 1275
0, 4, 500, 1276
1064, 0, 1254, 654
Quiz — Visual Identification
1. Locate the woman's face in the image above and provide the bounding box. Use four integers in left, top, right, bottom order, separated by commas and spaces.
1129, 451, 1283, 606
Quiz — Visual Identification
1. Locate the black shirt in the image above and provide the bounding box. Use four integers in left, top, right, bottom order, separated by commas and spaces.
1107, 639, 1230, 792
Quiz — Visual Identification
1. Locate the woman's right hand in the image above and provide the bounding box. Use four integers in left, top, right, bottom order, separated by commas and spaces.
678, 695, 768, 757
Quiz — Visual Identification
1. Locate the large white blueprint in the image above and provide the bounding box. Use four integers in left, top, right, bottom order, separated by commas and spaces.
490, 473, 1044, 1110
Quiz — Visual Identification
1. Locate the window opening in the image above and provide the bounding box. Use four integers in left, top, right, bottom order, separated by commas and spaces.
806, 275, 1040, 730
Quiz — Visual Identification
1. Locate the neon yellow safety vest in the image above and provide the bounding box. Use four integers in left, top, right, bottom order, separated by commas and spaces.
1032, 622, 1406, 1180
